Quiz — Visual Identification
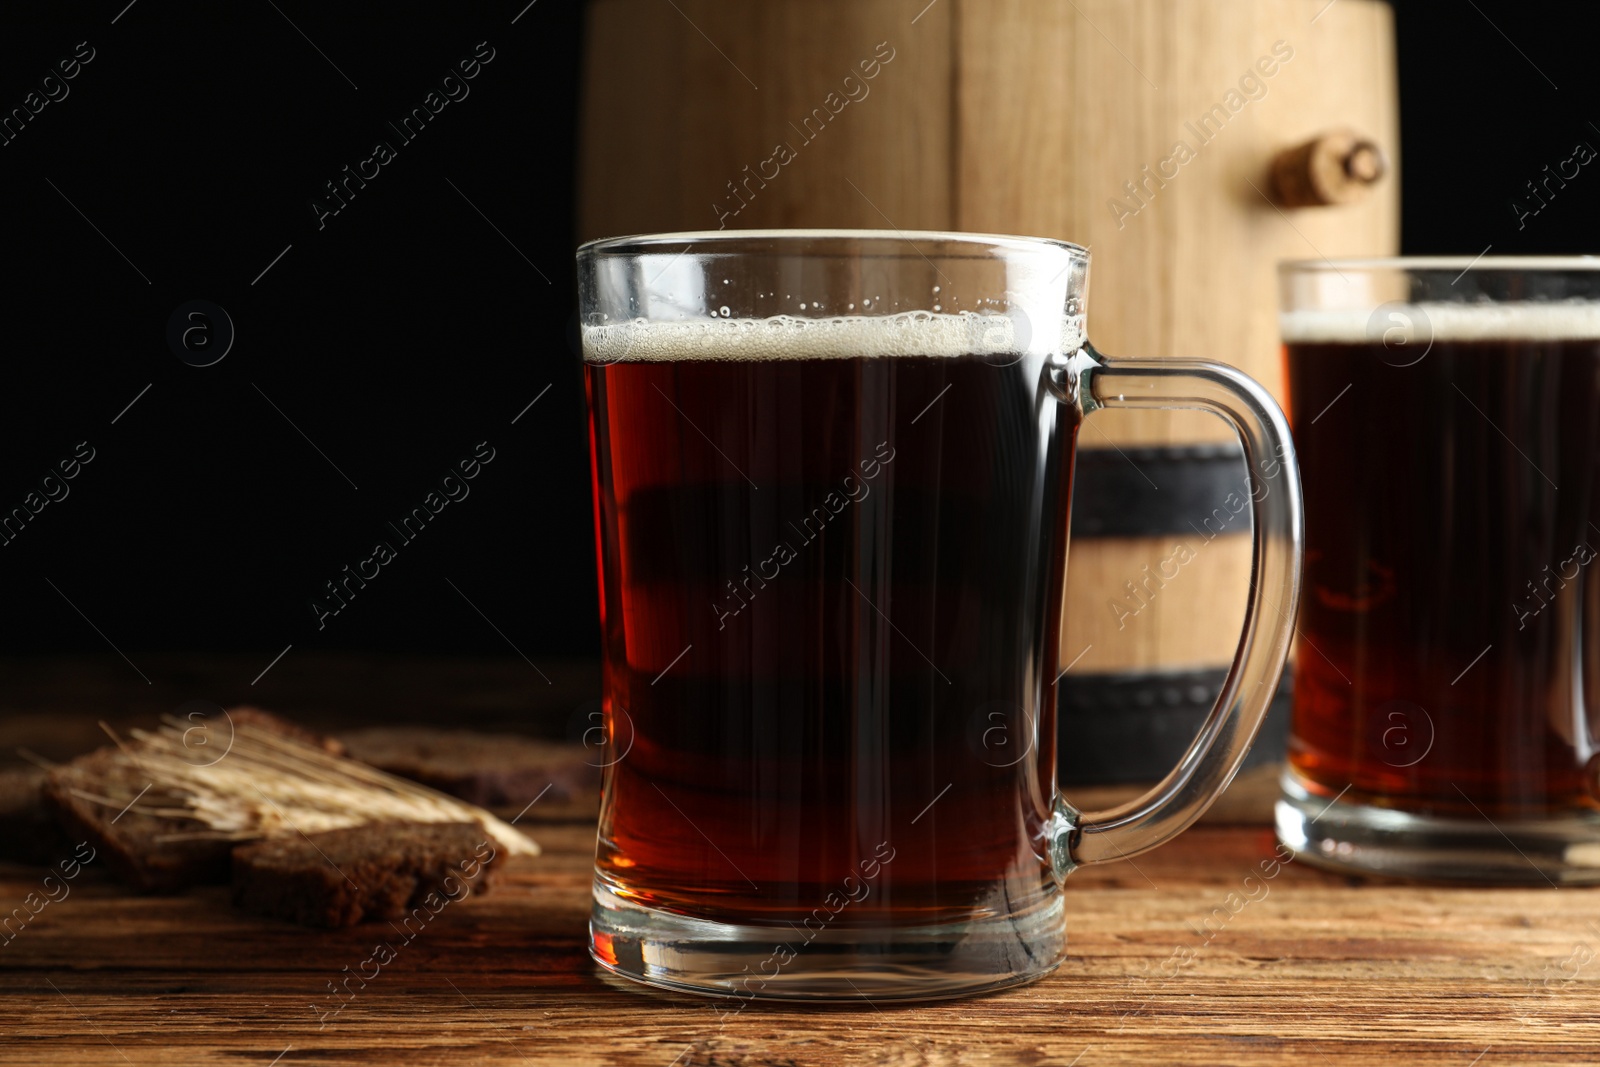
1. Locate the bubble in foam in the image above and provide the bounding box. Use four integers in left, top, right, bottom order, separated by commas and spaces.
582, 311, 1085, 363
1281, 301, 1600, 344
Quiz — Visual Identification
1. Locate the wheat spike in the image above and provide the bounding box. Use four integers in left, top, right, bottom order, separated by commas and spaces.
104, 717, 539, 856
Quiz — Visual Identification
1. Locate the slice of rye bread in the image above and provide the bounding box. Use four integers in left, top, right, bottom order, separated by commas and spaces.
0, 767, 72, 866
40, 708, 343, 892
43, 747, 227, 891
338, 727, 599, 808
232, 821, 501, 928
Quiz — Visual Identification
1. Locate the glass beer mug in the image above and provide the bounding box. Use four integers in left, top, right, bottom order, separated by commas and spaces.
578, 231, 1303, 1000
1277, 257, 1600, 883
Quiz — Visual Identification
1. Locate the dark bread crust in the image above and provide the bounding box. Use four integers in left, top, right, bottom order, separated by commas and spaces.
338, 727, 598, 808
42, 748, 228, 891
231, 821, 500, 928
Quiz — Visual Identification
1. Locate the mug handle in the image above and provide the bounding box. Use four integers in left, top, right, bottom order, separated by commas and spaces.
1048, 347, 1304, 870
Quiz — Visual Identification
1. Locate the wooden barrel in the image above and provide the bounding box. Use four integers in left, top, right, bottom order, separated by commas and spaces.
577, 0, 1398, 780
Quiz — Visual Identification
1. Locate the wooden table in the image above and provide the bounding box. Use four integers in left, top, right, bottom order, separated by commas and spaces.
4, 657, 1600, 1065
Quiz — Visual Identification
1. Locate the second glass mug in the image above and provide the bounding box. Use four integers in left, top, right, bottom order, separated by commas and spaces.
1276, 257, 1600, 882
578, 231, 1303, 1001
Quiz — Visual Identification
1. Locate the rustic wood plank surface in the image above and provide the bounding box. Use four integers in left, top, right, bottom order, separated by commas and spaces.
7, 804, 1600, 1064
3, 657, 1599, 1065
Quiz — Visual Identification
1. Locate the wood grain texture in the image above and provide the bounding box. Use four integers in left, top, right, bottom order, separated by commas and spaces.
1061, 533, 1251, 673
579, 0, 953, 238
4, 666, 1599, 1065
7, 818, 1600, 1066
951, 0, 1399, 443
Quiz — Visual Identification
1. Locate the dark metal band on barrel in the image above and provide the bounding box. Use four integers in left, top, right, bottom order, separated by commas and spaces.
1069, 444, 1251, 538
1060, 668, 1292, 785
1063, 442, 1278, 785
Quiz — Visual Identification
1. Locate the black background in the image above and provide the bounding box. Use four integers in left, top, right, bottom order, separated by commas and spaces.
0, 0, 1593, 663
